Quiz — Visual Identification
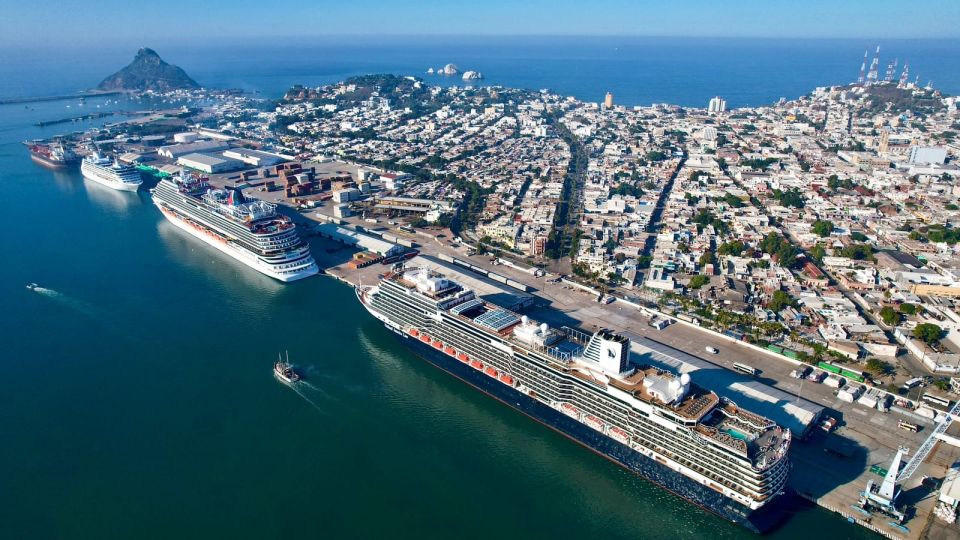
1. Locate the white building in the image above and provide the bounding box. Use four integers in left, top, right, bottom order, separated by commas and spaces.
908, 146, 948, 165
708, 96, 727, 114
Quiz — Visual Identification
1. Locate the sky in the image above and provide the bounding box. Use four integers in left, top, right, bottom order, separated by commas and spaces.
0, 0, 958, 49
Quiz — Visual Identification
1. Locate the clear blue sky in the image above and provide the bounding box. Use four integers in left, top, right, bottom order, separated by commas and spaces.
2, 0, 958, 48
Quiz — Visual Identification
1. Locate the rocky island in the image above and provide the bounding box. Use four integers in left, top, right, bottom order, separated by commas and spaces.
97, 48, 199, 92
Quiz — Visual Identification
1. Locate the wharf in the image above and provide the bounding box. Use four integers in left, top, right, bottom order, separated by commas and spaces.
0, 90, 122, 105
35, 112, 116, 126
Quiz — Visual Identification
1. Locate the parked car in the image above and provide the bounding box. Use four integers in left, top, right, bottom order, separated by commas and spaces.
705, 346, 719, 354
820, 416, 838, 432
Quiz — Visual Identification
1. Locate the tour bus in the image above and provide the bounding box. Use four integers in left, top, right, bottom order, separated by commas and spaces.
898, 420, 920, 433
902, 377, 924, 391
733, 362, 759, 376
922, 392, 951, 410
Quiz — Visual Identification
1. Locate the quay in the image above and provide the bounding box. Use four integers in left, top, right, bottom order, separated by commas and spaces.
35, 112, 116, 127
0, 90, 122, 106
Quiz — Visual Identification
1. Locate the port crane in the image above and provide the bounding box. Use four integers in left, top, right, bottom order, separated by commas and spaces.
897, 399, 960, 482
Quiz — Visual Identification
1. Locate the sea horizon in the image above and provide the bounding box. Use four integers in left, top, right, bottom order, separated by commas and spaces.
2, 36, 959, 108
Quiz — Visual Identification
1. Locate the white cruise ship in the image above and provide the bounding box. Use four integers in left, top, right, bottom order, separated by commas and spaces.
357, 266, 792, 532
151, 171, 318, 282
80, 153, 143, 192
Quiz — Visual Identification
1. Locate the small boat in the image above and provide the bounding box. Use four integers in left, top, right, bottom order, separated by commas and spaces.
26, 282, 39, 291
273, 351, 300, 384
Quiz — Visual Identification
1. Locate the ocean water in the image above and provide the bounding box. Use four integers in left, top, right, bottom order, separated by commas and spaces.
0, 37, 937, 539
2, 37, 959, 107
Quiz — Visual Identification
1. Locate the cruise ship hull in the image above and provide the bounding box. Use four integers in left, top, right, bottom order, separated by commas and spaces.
157, 204, 319, 282
376, 320, 790, 534
81, 166, 141, 192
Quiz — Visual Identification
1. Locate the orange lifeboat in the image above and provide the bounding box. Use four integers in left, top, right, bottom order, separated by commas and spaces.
469, 360, 483, 370
432, 340, 443, 349
457, 352, 469, 363
444, 346, 456, 355
408, 328, 420, 337
419, 334, 432, 344
585, 415, 605, 431
484, 366, 498, 377
498, 373, 514, 385
610, 427, 630, 444
561, 403, 579, 418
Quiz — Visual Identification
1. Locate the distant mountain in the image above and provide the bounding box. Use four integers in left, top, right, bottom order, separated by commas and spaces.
97, 48, 199, 92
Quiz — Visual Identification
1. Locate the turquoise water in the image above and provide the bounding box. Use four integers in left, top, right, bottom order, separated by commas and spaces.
0, 44, 889, 539
723, 428, 752, 442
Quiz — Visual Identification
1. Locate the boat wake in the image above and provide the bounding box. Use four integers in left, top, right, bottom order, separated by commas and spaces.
28, 284, 102, 317
285, 382, 330, 416
297, 379, 336, 400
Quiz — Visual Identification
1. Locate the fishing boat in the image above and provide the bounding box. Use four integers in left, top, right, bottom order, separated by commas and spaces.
273, 351, 300, 384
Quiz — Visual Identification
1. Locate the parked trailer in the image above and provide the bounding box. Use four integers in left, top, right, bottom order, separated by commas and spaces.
817, 361, 866, 383
857, 390, 879, 409
840, 368, 866, 383
817, 361, 843, 375
838, 385, 863, 403
824, 375, 846, 389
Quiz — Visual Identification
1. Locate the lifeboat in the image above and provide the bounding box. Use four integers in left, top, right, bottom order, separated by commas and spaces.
498, 373, 514, 385
444, 346, 456, 355
610, 427, 630, 444
457, 352, 469, 363
585, 415, 605, 431
484, 366, 498, 377
469, 360, 483, 370
408, 328, 420, 337
561, 403, 579, 418
432, 340, 443, 349
419, 334, 432, 344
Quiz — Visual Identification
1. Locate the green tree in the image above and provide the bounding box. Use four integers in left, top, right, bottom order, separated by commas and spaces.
688, 275, 710, 289
913, 323, 942, 345
879, 306, 901, 326
810, 243, 827, 263
812, 219, 834, 237
768, 290, 797, 312
899, 303, 918, 315
717, 241, 744, 256
865, 358, 893, 376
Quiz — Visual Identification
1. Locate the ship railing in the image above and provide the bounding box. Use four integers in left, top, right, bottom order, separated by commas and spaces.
562, 326, 593, 345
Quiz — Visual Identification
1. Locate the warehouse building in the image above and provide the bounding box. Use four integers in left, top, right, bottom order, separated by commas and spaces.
158, 140, 230, 159
223, 148, 284, 167
177, 153, 244, 174
315, 223, 404, 257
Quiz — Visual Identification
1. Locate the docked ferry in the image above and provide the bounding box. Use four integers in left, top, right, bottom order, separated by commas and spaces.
357, 266, 792, 532
80, 152, 142, 192
151, 171, 318, 282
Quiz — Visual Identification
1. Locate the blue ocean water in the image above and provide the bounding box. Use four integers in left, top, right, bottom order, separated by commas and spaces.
1, 37, 959, 106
